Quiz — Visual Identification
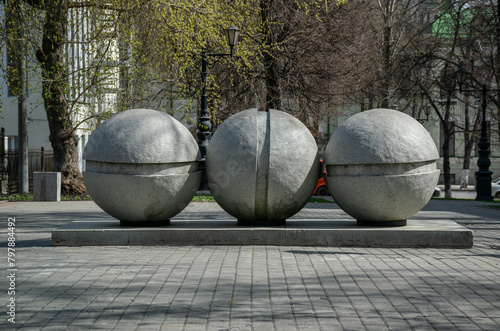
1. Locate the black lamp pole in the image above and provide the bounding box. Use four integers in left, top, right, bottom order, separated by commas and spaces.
197, 25, 240, 190
198, 49, 211, 160
475, 84, 493, 201
455, 68, 495, 201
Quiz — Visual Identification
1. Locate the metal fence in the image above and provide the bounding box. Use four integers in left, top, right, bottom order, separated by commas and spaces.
1, 128, 54, 194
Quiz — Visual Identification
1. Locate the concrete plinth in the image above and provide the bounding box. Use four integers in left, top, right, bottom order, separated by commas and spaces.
52, 219, 473, 248
33, 172, 61, 201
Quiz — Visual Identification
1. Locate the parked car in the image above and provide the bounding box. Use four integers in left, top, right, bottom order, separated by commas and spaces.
493, 178, 500, 198
474, 177, 500, 198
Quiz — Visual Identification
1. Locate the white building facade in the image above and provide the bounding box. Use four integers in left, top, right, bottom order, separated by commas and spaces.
0, 3, 121, 175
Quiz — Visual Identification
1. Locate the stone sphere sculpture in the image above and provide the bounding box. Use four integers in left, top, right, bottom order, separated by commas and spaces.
83, 109, 201, 224
324, 108, 440, 226
207, 108, 319, 225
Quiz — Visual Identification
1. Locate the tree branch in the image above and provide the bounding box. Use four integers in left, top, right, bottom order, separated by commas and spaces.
24, 0, 44, 10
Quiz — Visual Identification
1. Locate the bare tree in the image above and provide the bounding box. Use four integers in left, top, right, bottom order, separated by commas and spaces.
1, 0, 256, 194
213, 0, 351, 140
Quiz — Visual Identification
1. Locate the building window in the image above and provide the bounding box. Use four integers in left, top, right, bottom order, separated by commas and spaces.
6, 136, 18, 151
439, 121, 455, 157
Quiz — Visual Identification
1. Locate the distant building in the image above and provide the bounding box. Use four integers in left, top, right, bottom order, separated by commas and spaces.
0, 4, 119, 174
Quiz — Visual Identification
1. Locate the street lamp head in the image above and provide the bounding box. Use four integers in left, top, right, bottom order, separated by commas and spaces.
424, 104, 431, 118
455, 67, 469, 93
225, 25, 240, 57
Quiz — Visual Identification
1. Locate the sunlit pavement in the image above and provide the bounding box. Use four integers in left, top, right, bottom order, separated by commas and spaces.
1, 199, 499, 330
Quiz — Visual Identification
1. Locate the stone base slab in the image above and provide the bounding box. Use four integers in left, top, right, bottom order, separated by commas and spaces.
52, 219, 473, 248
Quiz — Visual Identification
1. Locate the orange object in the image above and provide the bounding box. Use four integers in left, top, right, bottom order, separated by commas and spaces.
314, 177, 329, 196
313, 159, 329, 196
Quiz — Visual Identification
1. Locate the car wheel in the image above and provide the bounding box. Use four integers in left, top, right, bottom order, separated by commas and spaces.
317, 186, 329, 196
496, 192, 500, 199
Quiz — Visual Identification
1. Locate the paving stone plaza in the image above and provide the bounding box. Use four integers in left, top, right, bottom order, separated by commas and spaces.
1, 199, 500, 330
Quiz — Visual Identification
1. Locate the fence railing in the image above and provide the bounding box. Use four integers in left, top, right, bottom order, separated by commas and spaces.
1, 128, 54, 194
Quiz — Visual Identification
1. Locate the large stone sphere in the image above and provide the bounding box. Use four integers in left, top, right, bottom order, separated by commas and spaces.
325, 108, 440, 226
207, 109, 319, 225
83, 109, 201, 224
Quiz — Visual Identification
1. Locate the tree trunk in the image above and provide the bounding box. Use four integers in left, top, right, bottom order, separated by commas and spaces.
17, 64, 28, 193
368, 91, 375, 110
497, 3, 500, 140
36, 0, 86, 195
442, 100, 454, 199
462, 100, 481, 189
498, 106, 500, 147
461, 98, 471, 189
260, 0, 281, 111
442, 134, 452, 199
380, 23, 391, 108
6, 0, 29, 193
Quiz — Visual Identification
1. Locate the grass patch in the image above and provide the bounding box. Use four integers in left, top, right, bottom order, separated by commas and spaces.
0, 194, 33, 201
191, 196, 334, 203
192, 195, 216, 202
432, 197, 476, 201
0, 192, 495, 205
309, 197, 333, 203
61, 195, 93, 201
432, 197, 500, 203
0, 194, 92, 201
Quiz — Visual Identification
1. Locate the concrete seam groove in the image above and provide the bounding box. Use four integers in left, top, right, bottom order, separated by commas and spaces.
255, 111, 271, 220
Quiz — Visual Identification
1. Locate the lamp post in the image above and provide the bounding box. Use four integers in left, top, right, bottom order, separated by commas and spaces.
455, 67, 497, 201
198, 25, 240, 190
416, 104, 432, 123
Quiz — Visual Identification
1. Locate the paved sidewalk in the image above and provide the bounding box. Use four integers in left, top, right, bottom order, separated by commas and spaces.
0, 199, 499, 330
